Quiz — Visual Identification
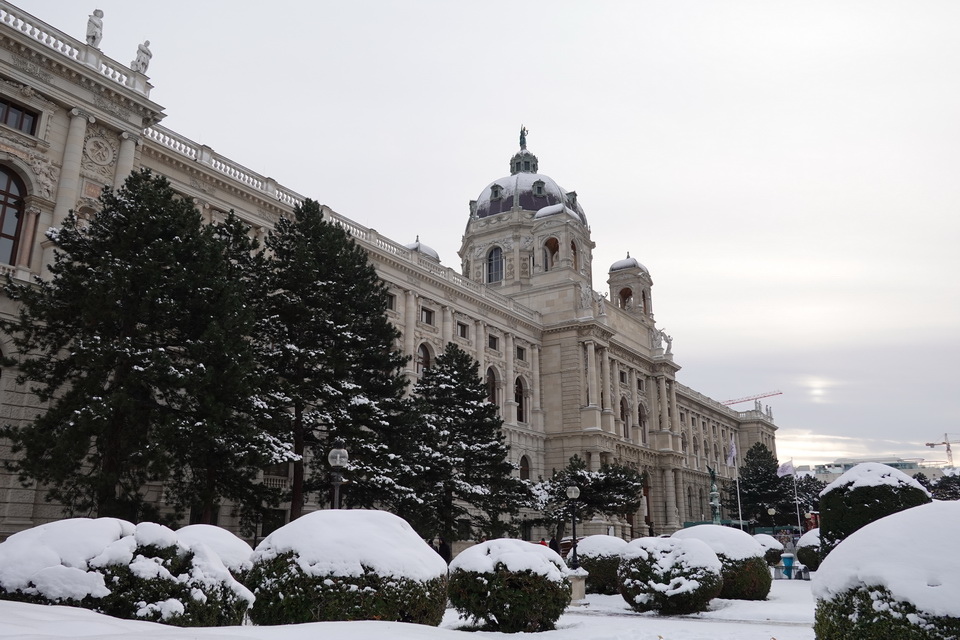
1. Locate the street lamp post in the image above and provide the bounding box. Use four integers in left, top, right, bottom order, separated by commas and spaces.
566, 485, 580, 570
328, 439, 348, 509
767, 507, 776, 528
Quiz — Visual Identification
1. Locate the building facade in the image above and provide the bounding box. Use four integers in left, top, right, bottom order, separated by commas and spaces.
0, 3, 777, 541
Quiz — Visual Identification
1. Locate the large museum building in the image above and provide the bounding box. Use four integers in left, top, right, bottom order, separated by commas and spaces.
0, 2, 777, 542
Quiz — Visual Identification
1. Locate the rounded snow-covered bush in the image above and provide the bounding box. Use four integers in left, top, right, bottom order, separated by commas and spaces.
448, 538, 571, 632
618, 536, 722, 615
814, 501, 960, 640
176, 524, 253, 581
0, 518, 252, 626
752, 533, 784, 566
577, 534, 628, 595
245, 509, 448, 625
672, 525, 771, 600
819, 462, 931, 557
795, 527, 821, 571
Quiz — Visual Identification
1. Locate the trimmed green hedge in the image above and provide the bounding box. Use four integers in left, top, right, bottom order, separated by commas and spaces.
717, 555, 772, 601
815, 584, 960, 640
246, 551, 447, 626
617, 538, 722, 615
796, 544, 821, 571
448, 564, 570, 632
580, 553, 621, 595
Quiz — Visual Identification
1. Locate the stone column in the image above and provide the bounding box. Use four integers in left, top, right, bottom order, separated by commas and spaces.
669, 378, 681, 433
441, 306, 453, 345
531, 344, 542, 414
403, 290, 417, 375
674, 469, 686, 524
53, 109, 94, 227
629, 368, 640, 442
504, 333, 516, 424
475, 320, 486, 373
15, 205, 40, 271
585, 341, 598, 407
663, 467, 680, 531
657, 376, 668, 431
113, 131, 139, 188
600, 348, 611, 412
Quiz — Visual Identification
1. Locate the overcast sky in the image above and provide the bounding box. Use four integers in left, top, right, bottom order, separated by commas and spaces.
17, 1, 960, 469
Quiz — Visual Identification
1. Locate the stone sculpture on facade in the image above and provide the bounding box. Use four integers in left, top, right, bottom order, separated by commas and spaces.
130, 41, 151, 74
86, 10, 103, 48
662, 331, 673, 355
519, 125, 528, 150
650, 328, 663, 350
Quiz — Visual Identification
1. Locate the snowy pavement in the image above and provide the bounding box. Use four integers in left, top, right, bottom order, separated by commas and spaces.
0, 578, 815, 640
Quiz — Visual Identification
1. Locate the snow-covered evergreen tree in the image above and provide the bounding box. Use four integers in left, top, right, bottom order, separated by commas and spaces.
407, 343, 528, 541
1, 170, 288, 521
259, 199, 410, 518
724, 442, 792, 526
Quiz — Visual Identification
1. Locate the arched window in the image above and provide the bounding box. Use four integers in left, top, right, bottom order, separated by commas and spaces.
514, 377, 526, 423
620, 397, 630, 438
570, 241, 579, 271
693, 437, 700, 457
519, 455, 530, 480
687, 486, 695, 522
486, 246, 503, 283
416, 343, 431, 377
641, 290, 649, 314
618, 287, 633, 309
0, 167, 26, 265
543, 237, 559, 272
486, 367, 498, 405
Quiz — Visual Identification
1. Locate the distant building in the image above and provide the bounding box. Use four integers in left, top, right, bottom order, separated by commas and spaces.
797, 457, 948, 484
0, 2, 778, 541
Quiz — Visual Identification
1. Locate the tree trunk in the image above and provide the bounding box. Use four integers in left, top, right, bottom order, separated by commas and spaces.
289, 402, 305, 520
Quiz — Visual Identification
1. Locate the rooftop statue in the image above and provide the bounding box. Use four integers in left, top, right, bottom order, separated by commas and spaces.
86, 9, 103, 48
131, 40, 151, 73
519, 125, 528, 150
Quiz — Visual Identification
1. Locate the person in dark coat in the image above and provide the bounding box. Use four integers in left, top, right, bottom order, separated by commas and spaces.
549, 536, 560, 553
437, 536, 452, 564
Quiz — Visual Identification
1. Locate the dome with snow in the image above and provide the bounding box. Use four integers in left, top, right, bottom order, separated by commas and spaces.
472, 144, 587, 225
609, 253, 648, 273
404, 236, 440, 261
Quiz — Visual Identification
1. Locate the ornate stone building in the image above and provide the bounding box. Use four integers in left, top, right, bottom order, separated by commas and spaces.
0, 3, 777, 541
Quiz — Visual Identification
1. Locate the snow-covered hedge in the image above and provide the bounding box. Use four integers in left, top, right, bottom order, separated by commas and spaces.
795, 527, 821, 571
672, 525, 771, 600
819, 462, 931, 557
577, 534, 628, 595
176, 524, 253, 580
245, 509, 448, 626
0, 518, 252, 626
752, 533, 784, 566
448, 539, 571, 632
813, 501, 960, 640
618, 536, 723, 615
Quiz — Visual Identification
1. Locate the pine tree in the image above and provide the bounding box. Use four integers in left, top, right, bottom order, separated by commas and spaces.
931, 473, 960, 501
1, 170, 285, 520
407, 343, 529, 541
724, 442, 792, 526
793, 473, 827, 513
260, 199, 410, 518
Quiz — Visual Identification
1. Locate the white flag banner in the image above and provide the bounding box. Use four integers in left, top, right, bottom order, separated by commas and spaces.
776, 460, 795, 477
726, 435, 737, 466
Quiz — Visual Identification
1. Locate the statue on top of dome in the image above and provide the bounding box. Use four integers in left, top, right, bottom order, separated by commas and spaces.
520, 125, 528, 150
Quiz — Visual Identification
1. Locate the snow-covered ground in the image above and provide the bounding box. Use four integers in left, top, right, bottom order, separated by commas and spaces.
0, 577, 816, 640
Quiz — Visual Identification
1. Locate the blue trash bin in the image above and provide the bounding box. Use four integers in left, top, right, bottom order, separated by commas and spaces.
780, 553, 795, 579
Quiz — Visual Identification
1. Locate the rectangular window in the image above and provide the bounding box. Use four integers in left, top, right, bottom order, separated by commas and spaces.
0, 96, 39, 136
637, 379, 644, 392
420, 307, 434, 325
488, 335, 499, 351
385, 293, 396, 311
516, 346, 526, 361
457, 322, 469, 339
619, 370, 627, 384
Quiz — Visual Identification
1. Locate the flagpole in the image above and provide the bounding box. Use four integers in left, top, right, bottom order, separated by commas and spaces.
793, 470, 802, 532
736, 469, 744, 530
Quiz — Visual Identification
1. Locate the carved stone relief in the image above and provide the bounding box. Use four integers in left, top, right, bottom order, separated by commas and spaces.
81, 125, 118, 180
28, 152, 59, 199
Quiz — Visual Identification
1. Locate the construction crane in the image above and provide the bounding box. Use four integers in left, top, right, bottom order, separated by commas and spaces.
925, 433, 957, 468
721, 390, 783, 406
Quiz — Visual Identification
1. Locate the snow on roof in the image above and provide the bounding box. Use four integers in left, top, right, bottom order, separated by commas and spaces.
252, 509, 447, 582
812, 501, 960, 618
609, 255, 648, 273
671, 525, 765, 561
176, 524, 253, 573
753, 533, 784, 552
533, 202, 582, 221
820, 462, 931, 498
449, 538, 568, 583
796, 528, 820, 549
577, 534, 629, 558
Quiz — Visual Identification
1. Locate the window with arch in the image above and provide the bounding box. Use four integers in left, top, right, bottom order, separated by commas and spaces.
0, 167, 26, 265
687, 486, 695, 522
490, 184, 502, 200
542, 237, 559, 272
570, 241, 579, 271
486, 246, 503, 284
618, 287, 633, 309
485, 367, 499, 405
519, 455, 530, 480
416, 343, 431, 377
514, 377, 526, 423
641, 290, 649, 313
620, 397, 630, 438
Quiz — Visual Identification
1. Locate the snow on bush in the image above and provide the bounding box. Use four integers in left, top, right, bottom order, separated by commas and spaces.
672, 525, 771, 600
577, 534, 628, 595
0, 518, 252, 626
819, 463, 932, 557
618, 536, 723, 615
813, 501, 960, 640
795, 527, 821, 571
175, 524, 253, 578
245, 509, 448, 625
753, 533, 784, 566
448, 538, 571, 632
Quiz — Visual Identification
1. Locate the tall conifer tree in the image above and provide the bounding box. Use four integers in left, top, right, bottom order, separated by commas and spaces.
1, 170, 286, 521
724, 442, 792, 525
259, 199, 411, 518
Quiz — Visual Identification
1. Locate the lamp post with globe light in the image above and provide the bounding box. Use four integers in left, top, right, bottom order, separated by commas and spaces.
328, 439, 348, 509
566, 485, 580, 569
